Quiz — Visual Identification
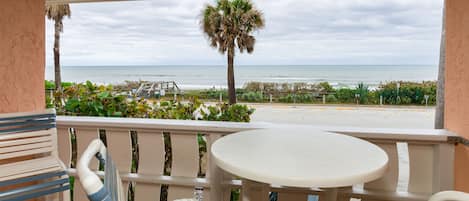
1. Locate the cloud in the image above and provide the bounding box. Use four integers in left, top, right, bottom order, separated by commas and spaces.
45, 0, 444, 66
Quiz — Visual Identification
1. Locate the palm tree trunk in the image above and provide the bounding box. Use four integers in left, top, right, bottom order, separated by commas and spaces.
54, 21, 62, 93
435, 1, 446, 129
227, 47, 236, 105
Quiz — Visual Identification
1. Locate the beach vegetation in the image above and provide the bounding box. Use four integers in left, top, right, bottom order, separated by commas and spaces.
326, 94, 338, 103
46, 80, 438, 108
240, 91, 264, 102
279, 94, 314, 103
378, 81, 436, 105
201, 0, 265, 105
336, 88, 357, 103
53, 81, 254, 122
45, 80, 74, 89
356, 82, 369, 104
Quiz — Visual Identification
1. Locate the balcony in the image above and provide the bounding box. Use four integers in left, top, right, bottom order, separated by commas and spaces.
55, 115, 463, 201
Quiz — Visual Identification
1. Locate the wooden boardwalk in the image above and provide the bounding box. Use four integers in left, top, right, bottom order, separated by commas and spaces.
135, 81, 181, 98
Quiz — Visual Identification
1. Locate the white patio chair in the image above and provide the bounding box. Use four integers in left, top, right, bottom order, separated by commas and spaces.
77, 139, 125, 201
429, 191, 469, 201
0, 110, 70, 201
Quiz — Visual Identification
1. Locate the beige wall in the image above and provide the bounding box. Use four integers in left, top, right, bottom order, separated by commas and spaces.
0, 0, 45, 113
445, 0, 469, 192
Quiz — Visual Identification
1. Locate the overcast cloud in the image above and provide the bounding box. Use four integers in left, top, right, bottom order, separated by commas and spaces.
45, 0, 444, 66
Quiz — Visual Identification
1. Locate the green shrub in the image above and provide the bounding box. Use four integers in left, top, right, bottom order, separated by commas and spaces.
45, 80, 55, 90
377, 81, 436, 105
216, 104, 255, 122
45, 80, 74, 90
319, 82, 335, 93
336, 88, 356, 103
326, 94, 338, 103
240, 91, 264, 102
356, 83, 369, 104
278, 94, 313, 103
53, 81, 255, 122
197, 89, 228, 100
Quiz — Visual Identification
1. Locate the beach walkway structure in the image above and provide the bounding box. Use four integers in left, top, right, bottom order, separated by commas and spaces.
135, 81, 181, 98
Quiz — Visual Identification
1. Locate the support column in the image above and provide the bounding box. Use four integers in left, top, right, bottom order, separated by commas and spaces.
444, 0, 469, 192
0, 0, 46, 113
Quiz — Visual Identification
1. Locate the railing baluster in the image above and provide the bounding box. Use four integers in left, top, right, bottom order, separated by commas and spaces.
74, 127, 100, 201
56, 127, 71, 168
75, 127, 100, 169
408, 144, 435, 194
105, 129, 132, 199
135, 129, 165, 201
56, 127, 72, 201
432, 143, 454, 192
167, 131, 200, 201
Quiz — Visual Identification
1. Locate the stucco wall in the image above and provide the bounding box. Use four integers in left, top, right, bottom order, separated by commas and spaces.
445, 0, 469, 192
0, 0, 45, 113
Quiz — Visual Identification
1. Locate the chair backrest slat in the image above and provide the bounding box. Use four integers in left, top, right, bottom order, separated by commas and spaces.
0, 110, 69, 201
0, 157, 61, 181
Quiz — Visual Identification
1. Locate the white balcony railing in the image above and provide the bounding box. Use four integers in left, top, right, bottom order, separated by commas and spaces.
56, 116, 458, 201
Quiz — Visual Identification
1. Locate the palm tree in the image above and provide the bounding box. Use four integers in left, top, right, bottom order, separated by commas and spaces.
435, 1, 446, 129
201, 0, 264, 104
45, 4, 71, 93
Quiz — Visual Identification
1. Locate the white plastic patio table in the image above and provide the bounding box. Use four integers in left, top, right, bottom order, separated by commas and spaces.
210, 128, 389, 201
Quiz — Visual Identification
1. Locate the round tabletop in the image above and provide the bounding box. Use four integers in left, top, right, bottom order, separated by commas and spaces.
211, 128, 388, 188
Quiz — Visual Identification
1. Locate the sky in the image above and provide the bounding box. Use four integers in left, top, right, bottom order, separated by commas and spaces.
45, 0, 444, 66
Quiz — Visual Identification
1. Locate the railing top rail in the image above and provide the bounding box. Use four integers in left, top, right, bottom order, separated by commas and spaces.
56, 116, 458, 143
57, 116, 266, 133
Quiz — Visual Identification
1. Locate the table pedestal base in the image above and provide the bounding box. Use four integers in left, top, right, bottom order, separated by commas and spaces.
321, 188, 338, 201
241, 179, 270, 201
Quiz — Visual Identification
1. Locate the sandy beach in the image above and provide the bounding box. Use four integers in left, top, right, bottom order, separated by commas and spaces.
249, 103, 435, 129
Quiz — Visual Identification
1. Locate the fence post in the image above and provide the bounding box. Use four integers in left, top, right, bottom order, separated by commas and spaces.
380, 95, 383, 106
219, 93, 223, 103
323, 94, 326, 104
424, 95, 429, 106
269, 94, 273, 103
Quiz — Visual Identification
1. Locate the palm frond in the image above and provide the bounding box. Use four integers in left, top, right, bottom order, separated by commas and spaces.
200, 0, 264, 56
45, 4, 71, 32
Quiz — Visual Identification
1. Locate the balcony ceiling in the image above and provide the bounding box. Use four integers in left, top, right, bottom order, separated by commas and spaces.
46, 0, 135, 5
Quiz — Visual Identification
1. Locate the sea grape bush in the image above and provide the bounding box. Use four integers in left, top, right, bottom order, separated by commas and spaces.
52, 81, 254, 122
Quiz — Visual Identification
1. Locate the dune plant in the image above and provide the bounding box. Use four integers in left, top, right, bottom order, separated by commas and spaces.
201, 0, 265, 104
356, 82, 369, 104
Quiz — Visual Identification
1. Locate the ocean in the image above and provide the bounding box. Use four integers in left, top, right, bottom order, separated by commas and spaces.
45, 65, 438, 89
